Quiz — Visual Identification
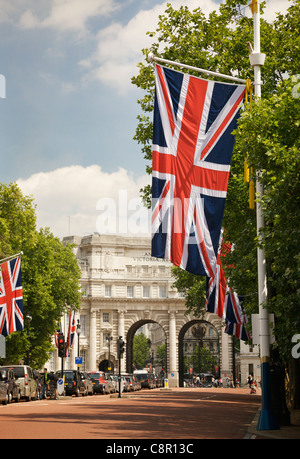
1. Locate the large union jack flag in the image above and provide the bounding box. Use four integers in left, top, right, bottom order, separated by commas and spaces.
0, 256, 24, 337
151, 65, 245, 277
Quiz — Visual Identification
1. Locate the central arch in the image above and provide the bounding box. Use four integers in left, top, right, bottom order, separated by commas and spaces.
178, 319, 220, 387
126, 320, 167, 374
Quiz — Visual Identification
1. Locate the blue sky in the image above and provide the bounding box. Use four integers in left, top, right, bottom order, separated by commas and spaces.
0, 0, 289, 237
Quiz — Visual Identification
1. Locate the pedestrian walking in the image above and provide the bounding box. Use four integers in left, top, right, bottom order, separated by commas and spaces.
41, 368, 50, 399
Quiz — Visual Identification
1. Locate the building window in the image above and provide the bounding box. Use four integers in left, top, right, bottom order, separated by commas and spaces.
127, 286, 134, 298
143, 286, 150, 298
103, 313, 110, 323
80, 315, 86, 337
105, 285, 111, 297
80, 350, 86, 371
159, 286, 167, 298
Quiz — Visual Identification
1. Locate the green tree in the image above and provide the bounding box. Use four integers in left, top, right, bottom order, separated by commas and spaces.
133, 333, 149, 369
156, 343, 167, 371
231, 78, 300, 409
0, 183, 81, 367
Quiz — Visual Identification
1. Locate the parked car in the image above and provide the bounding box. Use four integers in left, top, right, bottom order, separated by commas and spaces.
112, 375, 120, 392
0, 365, 38, 401
132, 374, 141, 391
105, 374, 116, 393
81, 372, 94, 395
134, 372, 155, 389
87, 371, 109, 394
154, 374, 162, 388
56, 370, 86, 397
0, 368, 21, 404
120, 375, 130, 392
108, 374, 117, 392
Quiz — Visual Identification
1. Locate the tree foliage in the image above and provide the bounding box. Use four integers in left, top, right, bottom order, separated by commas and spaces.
131, 0, 300, 368
133, 333, 149, 369
0, 183, 81, 368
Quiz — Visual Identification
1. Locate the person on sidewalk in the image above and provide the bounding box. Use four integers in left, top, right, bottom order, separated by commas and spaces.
41, 368, 50, 399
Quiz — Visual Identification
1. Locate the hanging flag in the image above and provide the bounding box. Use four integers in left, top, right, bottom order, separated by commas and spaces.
151, 64, 246, 276
0, 256, 24, 337
225, 310, 251, 341
67, 308, 76, 352
205, 237, 251, 341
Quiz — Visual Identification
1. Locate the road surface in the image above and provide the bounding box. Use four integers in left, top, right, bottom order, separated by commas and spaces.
0, 387, 261, 440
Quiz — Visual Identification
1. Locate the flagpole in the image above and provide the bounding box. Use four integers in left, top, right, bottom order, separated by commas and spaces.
0, 251, 24, 264
249, 0, 279, 431
147, 53, 247, 84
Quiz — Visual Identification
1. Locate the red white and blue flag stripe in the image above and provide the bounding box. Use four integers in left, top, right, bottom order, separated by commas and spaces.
151, 64, 246, 277
205, 236, 251, 341
0, 256, 24, 337
67, 308, 76, 351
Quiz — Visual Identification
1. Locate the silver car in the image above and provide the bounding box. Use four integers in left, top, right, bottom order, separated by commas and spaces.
0, 365, 38, 401
81, 371, 94, 395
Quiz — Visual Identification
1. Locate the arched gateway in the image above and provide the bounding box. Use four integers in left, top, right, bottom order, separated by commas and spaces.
50, 234, 236, 387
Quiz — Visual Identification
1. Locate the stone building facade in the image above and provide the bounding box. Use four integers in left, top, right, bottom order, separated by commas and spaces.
48, 233, 260, 387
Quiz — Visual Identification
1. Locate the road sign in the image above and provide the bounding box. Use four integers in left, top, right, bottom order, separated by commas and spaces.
75, 356, 82, 365
57, 378, 64, 396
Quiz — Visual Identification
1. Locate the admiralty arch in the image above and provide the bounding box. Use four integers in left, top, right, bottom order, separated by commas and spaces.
48, 233, 259, 387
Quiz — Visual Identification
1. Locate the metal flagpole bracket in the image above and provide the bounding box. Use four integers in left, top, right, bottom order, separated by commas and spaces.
147, 53, 247, 84
0, 251, 24, 264
249, 52, 266, 67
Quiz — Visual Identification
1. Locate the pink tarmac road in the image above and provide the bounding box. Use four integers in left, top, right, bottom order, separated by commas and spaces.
0, 387, 261, 439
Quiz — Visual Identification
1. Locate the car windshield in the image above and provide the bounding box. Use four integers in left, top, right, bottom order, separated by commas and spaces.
88, 373, 101, 380
135, 374, 148, 380
56, 371, 75, 382
64, 372, 76, 382
1, 367, 24, 378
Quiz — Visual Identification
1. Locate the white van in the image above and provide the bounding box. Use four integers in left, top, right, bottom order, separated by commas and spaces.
0, 365, 38, 401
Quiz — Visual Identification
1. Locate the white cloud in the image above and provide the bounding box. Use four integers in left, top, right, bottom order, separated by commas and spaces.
19, 0, 118, 34
17, 165, 151, 238
80, 0, 219, 94
80, 0, 291, 94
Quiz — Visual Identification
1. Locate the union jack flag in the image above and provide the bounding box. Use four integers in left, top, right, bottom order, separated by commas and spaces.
225, 311, 251, 341
205, 236, 251, 341
0, 256, 24, 337
151, 65, 246, 277
67, 308, 76, 352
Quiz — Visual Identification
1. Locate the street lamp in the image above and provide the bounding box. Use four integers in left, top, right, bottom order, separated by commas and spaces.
26, 315, 32, 365
76, 319, 81, 360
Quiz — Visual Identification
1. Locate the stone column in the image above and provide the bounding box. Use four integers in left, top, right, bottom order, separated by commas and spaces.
168, 310, 178, 387
89, 309, 97, 370
221, 326, 232, 380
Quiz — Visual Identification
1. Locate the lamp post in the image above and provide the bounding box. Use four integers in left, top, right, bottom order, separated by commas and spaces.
26, 315, 32, 365
76, 319, 81, 371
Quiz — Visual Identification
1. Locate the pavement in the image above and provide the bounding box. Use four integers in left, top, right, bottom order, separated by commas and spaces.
247, 408, 300, 439
116, 387, 300, 440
